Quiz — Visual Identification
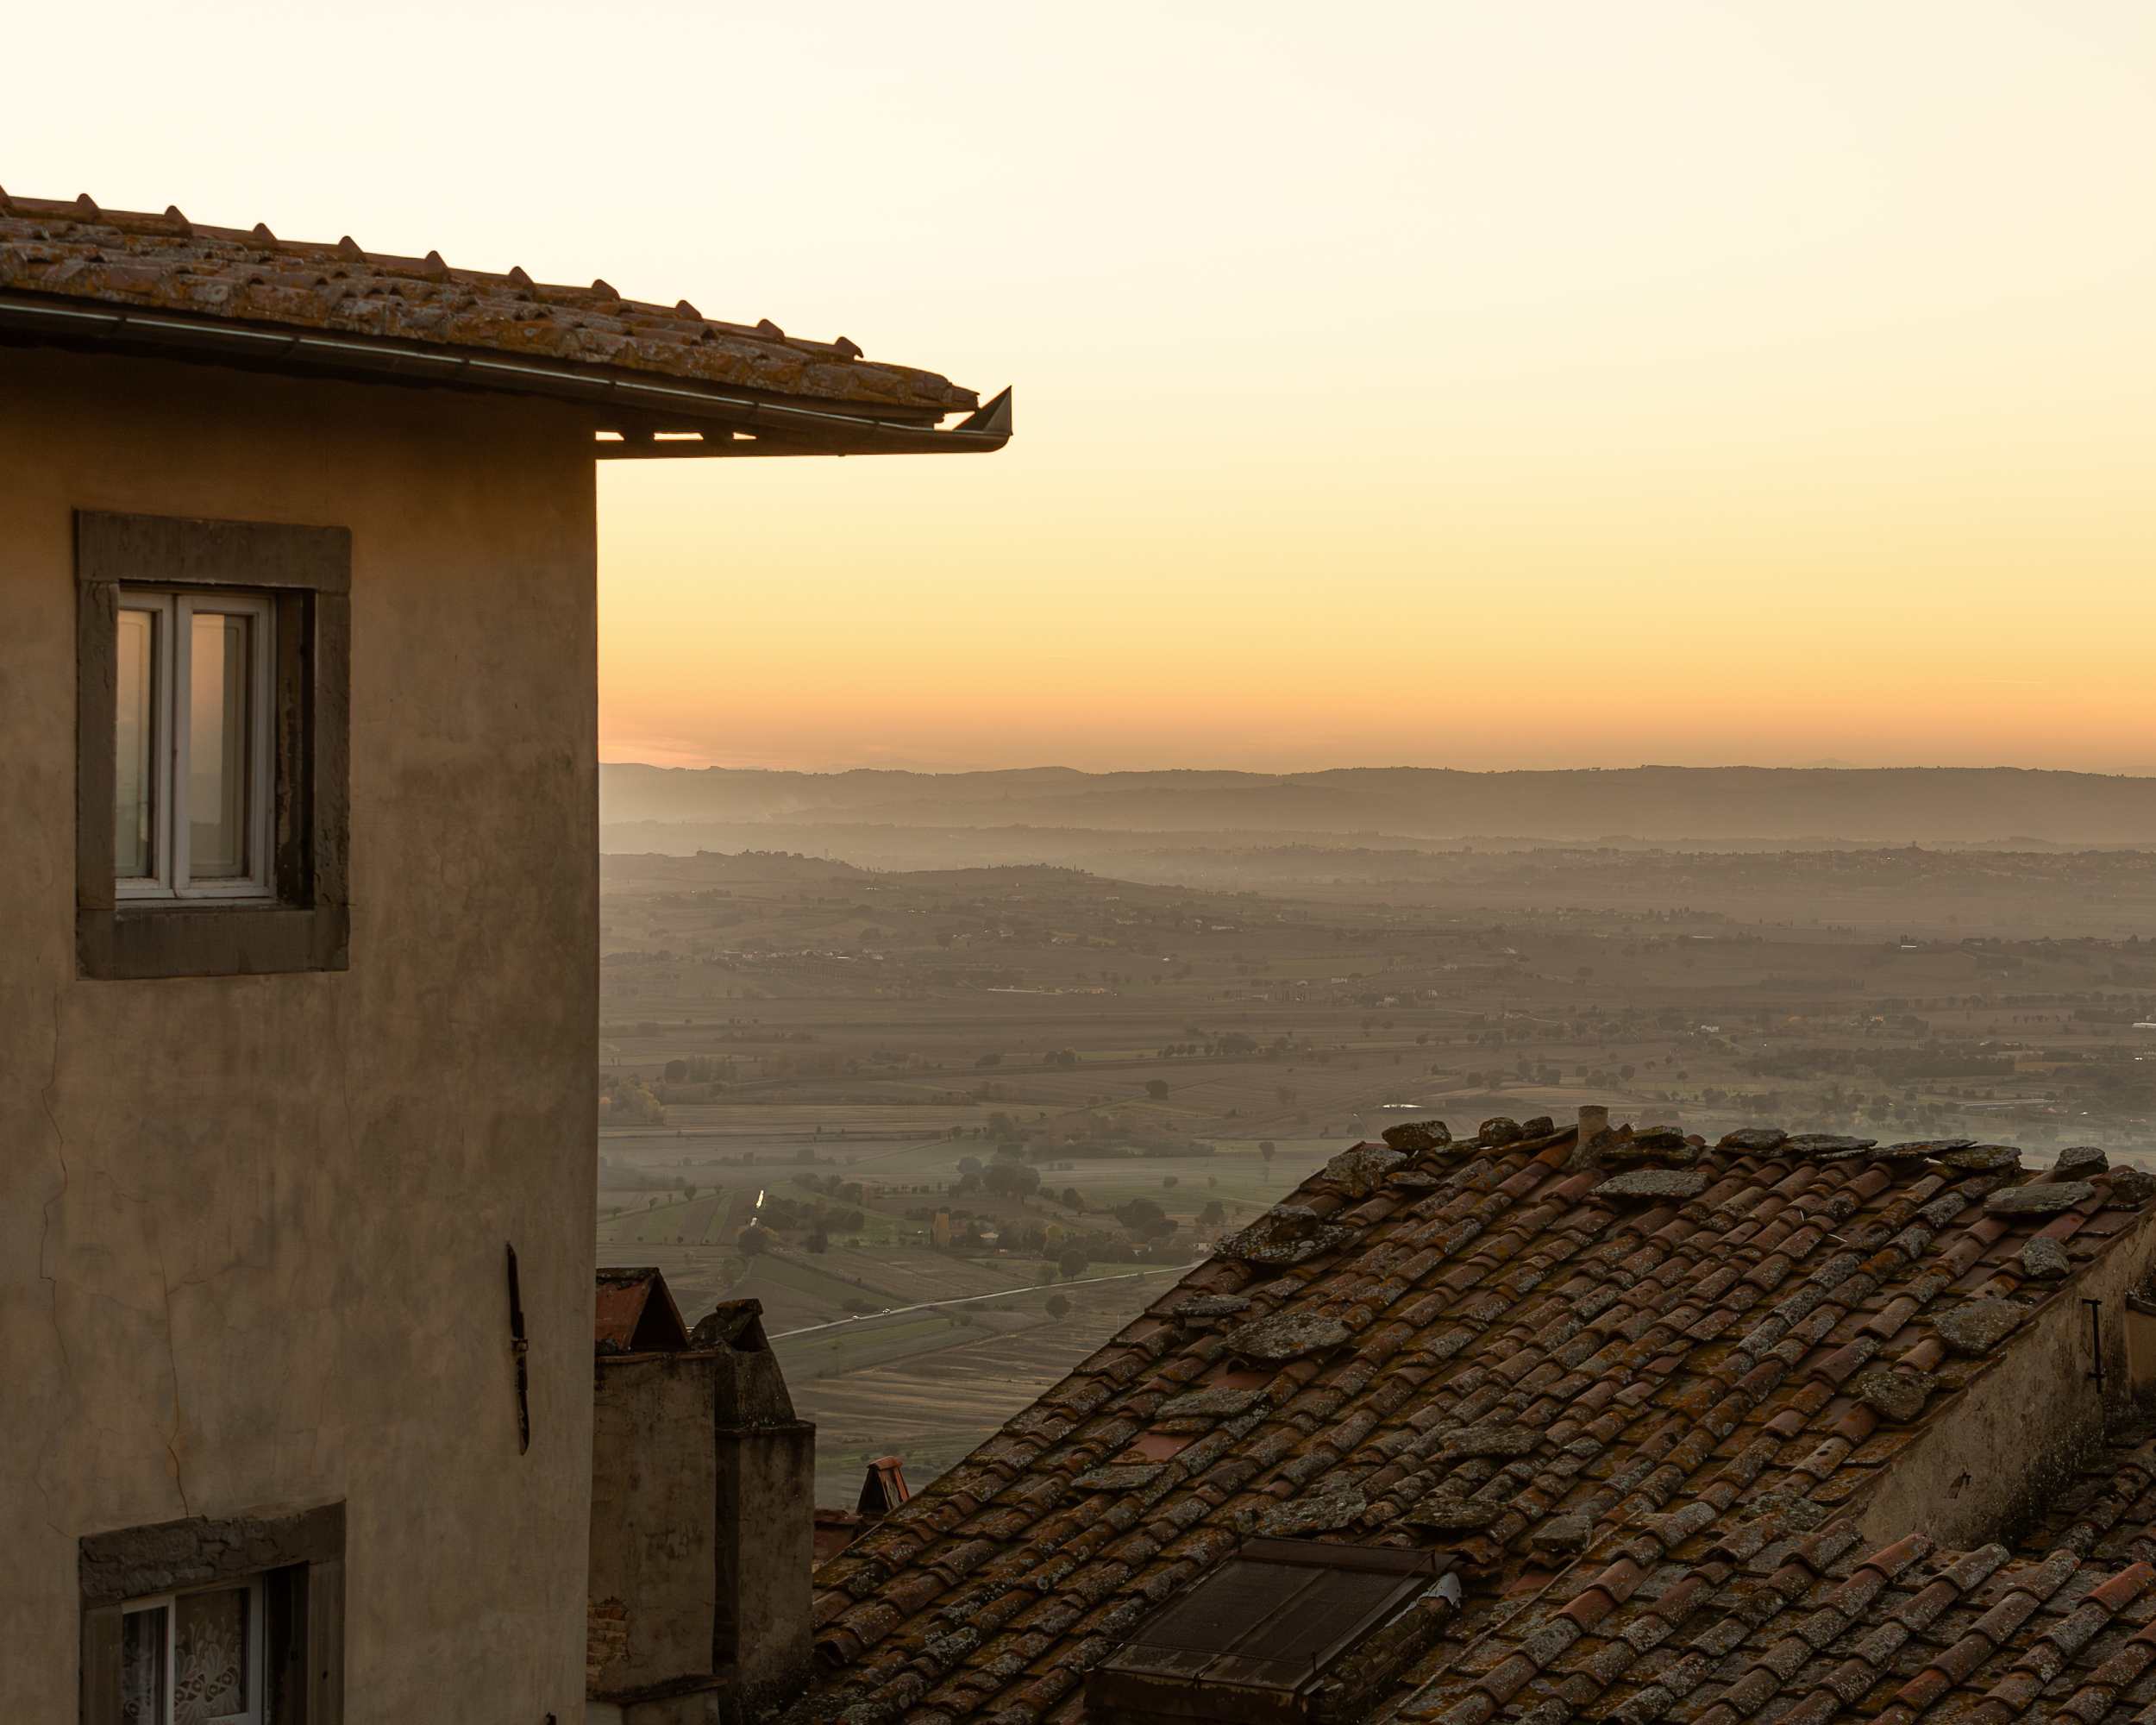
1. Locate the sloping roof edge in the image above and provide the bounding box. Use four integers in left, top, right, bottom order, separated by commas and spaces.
0, 191, 1011, 456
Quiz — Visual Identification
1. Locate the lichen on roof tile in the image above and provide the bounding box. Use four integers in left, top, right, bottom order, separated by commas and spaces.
2112, 1168, 2156, 1204
1162, 1293, 1251, 1321
1597, 1169, 1712, 1201
1383, 1120, 1453, 1152
1934, 1297, 2028, 1356
1987, 1181, 2097, 1216
1782, 1134, 1878, 1159
1324, 1144, 1409, 1195
1721, 1127, 1791, 1153
1213, 1204, 1361, 1266
1940, 1145, 2023, 1173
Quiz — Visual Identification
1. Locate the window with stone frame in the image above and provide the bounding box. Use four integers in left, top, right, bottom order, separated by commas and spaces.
79, 1505, 344, 1725
75, 511, 350, 981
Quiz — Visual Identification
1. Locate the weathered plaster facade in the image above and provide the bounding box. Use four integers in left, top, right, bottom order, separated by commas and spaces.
2, 345, 599, 1720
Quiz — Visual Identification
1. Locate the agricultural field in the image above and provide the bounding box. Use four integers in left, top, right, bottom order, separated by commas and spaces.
595, 844, 2156, 1504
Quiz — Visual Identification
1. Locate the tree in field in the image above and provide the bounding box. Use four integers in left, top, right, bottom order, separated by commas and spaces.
982, 1161, 1041, 1200
684, 1184, 699, 1201
1114, 1197, 1174, 1240
1057, 1246, 1089, 1280
1144, 1079, 1170, 1101
1045, 1294, 1070, 1320
736, 1226, 768, 1256
1259, 1141, 1277, 1165
1060, 1187, 1084, 1210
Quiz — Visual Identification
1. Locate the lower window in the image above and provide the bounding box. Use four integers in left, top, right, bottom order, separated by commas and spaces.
80, 1503, 342, 1725
120, 1578, 264, 1724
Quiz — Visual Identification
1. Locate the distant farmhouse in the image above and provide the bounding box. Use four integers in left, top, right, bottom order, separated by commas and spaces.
805, 1112, 2156, 1725
0, 189, 1004, 1724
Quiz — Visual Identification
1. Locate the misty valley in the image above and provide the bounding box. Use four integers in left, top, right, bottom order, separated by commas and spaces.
593, 768, 2156, 1502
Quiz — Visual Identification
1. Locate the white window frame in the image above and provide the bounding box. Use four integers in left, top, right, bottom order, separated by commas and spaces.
114, 587, 276, 903
119, 1574, 266, 1725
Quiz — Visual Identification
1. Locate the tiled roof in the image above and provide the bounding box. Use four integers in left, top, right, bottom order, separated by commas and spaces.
0, 190, 975, 416
805, 1115, 2156, 1725
1395, 1429, 2156, 1725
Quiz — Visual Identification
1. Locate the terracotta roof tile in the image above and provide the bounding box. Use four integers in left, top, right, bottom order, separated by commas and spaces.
0, 191, 974, 415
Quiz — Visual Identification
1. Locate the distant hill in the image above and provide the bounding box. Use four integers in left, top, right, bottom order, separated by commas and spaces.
599, 850, 868, 887
599, 764, 2156, 846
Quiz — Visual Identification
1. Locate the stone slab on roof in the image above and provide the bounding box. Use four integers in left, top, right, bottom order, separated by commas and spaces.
0, 190, 975, 415
802, 1117, 2156, 1725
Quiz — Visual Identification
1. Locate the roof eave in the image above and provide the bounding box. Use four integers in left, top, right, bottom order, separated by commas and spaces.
596, 386, 1012, 460
0, 292, 1012, 459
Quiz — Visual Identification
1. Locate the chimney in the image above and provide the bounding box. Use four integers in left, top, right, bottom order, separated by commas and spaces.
588, 1283, 814, 1722
696, 1301, 816, 1714
857, 1455, 911, 1517
1570, 1104, 1611, 1170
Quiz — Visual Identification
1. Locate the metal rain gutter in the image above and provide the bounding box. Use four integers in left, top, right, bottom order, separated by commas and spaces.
0, 293, 1012, 459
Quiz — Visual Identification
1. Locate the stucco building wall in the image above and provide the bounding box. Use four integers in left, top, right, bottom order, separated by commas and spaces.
0, 346, 599, 1721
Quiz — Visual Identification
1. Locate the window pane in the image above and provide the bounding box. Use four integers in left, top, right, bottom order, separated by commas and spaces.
121, 1605, 168, 1724
174, 1585, 250, 1722
187, 612, 251, 880
116, 608, 157, 878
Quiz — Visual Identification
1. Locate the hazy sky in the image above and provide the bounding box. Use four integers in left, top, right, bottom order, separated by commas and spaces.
12, 3, 2154, 774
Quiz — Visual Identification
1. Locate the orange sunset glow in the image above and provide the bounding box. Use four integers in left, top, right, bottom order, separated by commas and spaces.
15, 1, 2154, 773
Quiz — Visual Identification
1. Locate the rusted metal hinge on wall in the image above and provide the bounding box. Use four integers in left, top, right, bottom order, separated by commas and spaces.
507, 1242, 531, 1454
